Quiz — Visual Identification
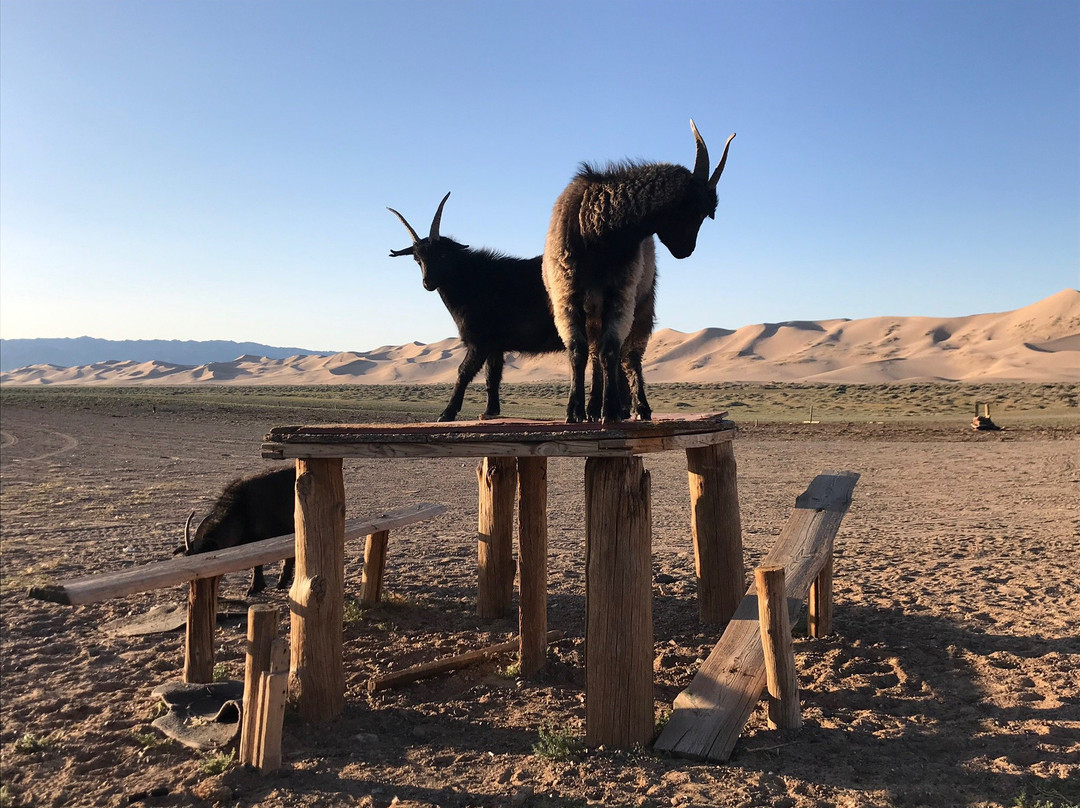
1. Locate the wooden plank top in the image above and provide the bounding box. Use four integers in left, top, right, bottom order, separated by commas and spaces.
653, 471, 859, 762
262, 413, 736, 459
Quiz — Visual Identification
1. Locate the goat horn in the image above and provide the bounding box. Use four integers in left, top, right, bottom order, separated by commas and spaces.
387, 206, 421, 245
429, 191, 451, 242
184, 510, 195, 554
708, 133, 736, 189
691, 119, 709, 183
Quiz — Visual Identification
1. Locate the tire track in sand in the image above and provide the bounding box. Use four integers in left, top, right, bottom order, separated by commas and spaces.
2, 430, 79, 462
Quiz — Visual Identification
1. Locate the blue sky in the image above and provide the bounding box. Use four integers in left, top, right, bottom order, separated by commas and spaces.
1, 0, 1077, 352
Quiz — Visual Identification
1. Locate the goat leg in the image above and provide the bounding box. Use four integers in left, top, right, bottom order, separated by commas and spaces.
599, 335, 624, 424
277, 557, 295, 590
624, 350, 652, 421
441, 348, 487, 422
247, 565, 268, 596
586, 352, 604, 422
481, 352, 504, 420
566, 337, 589, 423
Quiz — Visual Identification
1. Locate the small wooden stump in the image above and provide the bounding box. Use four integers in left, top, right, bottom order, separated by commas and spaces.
359, 529, 390, 606
686, 442, 744, 624
183, 576, 219, 684
289, 457, 346, 722
517, 457, 548, 678
240, 604, 280, 766
755, 565, 801, 731
477, 456, 517, 618
585, 456, 653, 749
256, 638, 290, 774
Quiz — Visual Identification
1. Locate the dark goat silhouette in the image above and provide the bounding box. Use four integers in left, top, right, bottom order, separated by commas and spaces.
389, 193, 609, 422
176, 467, 295, 596
543, 121, 735, 423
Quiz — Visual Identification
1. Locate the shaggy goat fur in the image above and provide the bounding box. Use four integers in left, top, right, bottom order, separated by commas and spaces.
543, 121, 734, 423
178, 466, 296, 596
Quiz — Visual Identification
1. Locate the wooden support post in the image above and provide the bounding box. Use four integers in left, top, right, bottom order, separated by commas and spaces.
808, 550, 833, 638
240, 605, 279, 766
584, 456, 653, 749
359, 530, 390, 607
755, 566, 802, 731
256, 638, 290, 774
517, 457, 548, 678
183, 576, 219, 683
686, 442, 744, 625
289, 457, 346, 722
477, 456, 517, 618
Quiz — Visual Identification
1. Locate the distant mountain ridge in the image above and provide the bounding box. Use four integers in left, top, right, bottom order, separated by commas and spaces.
2, 290, 1077, 385
0, 337, 334, 372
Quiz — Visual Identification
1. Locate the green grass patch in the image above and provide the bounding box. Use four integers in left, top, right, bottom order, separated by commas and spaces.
2, 381, 1077, 425
532, 722, 584, 761
199, 748, 235, 776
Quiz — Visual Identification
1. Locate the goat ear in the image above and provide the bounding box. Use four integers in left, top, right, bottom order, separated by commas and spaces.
691, 119, 709, 183
389, 246, 416, 258
707, 133, 736, 189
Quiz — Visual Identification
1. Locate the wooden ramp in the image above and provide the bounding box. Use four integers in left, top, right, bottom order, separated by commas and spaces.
654, 471, 859, 761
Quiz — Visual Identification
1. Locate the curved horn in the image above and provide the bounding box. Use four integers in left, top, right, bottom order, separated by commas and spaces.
708, 133, 736, 189
387, 206, 421, 245
429, 191, 451, 242
184, 510, 196, 554
691, 119, 709, 183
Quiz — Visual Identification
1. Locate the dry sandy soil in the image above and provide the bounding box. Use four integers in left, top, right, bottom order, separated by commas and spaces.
1, 402, 1077, 808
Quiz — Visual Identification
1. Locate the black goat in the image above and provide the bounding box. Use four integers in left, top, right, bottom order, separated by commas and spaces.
388, 193, 568, 422
177, 467, 296, 596
543, 121, 735, 423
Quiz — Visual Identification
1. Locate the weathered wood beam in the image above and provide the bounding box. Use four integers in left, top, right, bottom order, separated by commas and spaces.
27, 503, 446, 606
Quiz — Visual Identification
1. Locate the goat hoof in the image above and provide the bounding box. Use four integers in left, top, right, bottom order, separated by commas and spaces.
436, 412, 457, 423
478, 411, 500, 421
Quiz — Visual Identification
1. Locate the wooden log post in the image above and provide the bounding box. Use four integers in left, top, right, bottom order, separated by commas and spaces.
517, 457, 548, 678
183, 576, 219, 683
359, 530, 390, 607
477, 456, 517, 618
240, 604, 279, 766
808, 550, 833, 638
256, 638, 290, 774
755, 565, 802, 731
686, 442, 744, 625
584, 456, 653, 749
289, 457, 346, 722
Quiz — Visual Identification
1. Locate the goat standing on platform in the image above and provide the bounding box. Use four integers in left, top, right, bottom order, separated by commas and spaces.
388, 193, 568, 422
543, 121, 735, 423
177, 467, 296, 596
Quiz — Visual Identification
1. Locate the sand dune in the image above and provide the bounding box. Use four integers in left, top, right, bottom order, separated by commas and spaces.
3, 289, 1077, 386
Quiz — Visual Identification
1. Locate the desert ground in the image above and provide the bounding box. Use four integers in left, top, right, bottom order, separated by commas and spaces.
1, 385, 1077, 808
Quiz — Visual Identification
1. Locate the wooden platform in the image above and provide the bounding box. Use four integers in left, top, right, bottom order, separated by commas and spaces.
262, 414, 735, 459
654, 471, 859, 761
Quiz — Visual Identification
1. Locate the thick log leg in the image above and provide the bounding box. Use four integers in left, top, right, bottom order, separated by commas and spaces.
809, 550, 833, 638
183, 576, 219, 683
517, 457, 548, 678
359, 530, 390, 607
686, 442, 744, 625
256, 638, 290, 774
755, 565, 802, 730
477, 456, 517, 618
289, 457, 346, 722
584, 456, 653, 749
240, 604, 279, 766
